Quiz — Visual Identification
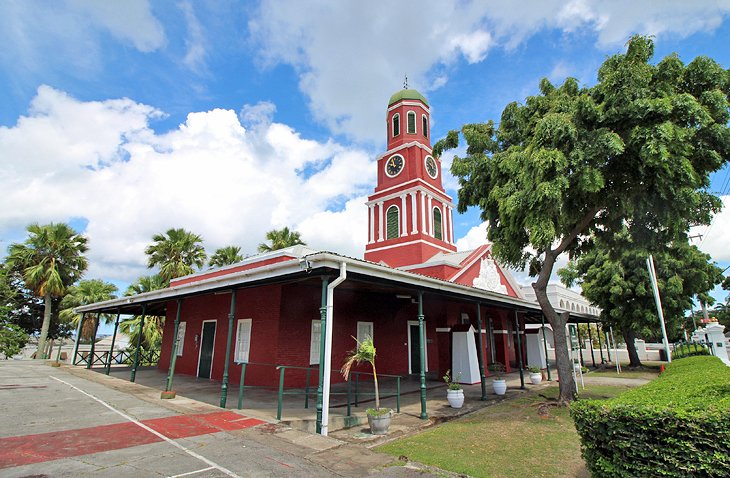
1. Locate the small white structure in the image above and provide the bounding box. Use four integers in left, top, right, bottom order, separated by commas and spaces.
692, 323, 730, 366
525, 325, 552, 369
521, 283, 600, 318
451, 324, 480, 384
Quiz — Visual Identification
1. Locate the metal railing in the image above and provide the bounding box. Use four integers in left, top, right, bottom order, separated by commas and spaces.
672, 340, 713, 359
73, 349, 160, 367
233, 362, 402, 422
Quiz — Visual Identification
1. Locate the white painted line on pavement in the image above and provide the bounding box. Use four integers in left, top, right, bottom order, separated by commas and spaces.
50, 376, 241, 478
167, 466, 215, 477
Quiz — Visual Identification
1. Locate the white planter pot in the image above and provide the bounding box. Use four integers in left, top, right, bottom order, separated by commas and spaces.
492, 379, 507, 395
447, 389, 464, 408
529, 372, 542, 385
367, 409, 392, 435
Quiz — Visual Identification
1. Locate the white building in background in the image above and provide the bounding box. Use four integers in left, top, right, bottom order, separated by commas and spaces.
521, 283, 601, 318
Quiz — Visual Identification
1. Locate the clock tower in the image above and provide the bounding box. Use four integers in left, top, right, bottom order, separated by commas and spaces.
364, 89, 457, 267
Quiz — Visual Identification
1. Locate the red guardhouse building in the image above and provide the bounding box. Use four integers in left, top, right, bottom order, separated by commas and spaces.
76, 88, 591, 435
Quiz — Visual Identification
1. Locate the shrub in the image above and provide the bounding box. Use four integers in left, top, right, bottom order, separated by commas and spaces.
671, 342, 710, 360
571, 356, 730, 477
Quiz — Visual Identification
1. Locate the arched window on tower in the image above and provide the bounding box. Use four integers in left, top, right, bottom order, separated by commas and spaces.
407, 111, 416, 134
386, 205, 400, 239
422, 114, 428, 138
432, 207, 442, 240
392, 113, 400, 137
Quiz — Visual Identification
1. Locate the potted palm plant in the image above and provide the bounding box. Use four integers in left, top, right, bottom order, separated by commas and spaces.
527, 365, 542, 384
443, 369, 464, 408
341, 336, 391, 435
488, 362, 507, 395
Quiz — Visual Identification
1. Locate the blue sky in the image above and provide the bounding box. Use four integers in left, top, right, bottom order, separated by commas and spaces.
1, 1, 729, 317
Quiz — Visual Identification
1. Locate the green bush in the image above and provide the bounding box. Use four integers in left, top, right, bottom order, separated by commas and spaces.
571, 356, 730, 477
671, 342, 710, 360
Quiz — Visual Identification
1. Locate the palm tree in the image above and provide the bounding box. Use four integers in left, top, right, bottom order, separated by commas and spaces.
119, 275, 167, 350
257, 227, 306, 253
209, 246, 244, 268
145, 228, 206, 282
6, 223, 88, 359
59, 279, 118, 340
341, 336, 382, 411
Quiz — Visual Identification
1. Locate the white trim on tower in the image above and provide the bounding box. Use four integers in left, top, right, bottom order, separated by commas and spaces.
400, 195, 408, 236
368, 204, 374, 244
410, 191, 417, 234
377, 201, 384, 242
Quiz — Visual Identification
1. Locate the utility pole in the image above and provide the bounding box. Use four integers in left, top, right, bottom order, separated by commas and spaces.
647, 255, 672, 363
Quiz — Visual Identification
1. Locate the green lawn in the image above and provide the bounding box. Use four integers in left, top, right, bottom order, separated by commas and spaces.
586, 362, 661, 380
377, 384, 634, 478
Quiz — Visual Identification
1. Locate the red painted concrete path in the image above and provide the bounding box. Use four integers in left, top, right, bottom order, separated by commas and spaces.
0, 410, 264, 469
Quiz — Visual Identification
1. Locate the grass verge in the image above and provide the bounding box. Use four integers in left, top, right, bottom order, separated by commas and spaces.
376, 384, 633, 478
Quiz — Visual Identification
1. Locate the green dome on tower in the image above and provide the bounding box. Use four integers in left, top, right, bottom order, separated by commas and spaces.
388, 89, 429, 107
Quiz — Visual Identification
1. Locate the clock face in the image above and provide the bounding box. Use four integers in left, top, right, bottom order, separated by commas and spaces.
385, 155, 405, 177
425, 156, 438, 179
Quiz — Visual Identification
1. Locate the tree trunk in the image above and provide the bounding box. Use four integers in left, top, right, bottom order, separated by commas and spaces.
36, 292, 52, 359
533, 253, 576, 403
622, 328, 642, 367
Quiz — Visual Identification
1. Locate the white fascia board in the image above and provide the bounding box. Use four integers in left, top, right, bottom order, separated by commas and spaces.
366, 182, 454, 206
387, 102, 429, 114
303, 252, 542, 311
75, 259, 307, 313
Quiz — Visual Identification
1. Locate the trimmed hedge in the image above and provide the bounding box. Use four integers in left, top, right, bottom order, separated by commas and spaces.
571, 356, 730, 477
672, 342, 711, 360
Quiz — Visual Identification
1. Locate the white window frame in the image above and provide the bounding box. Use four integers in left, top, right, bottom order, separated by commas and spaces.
392, 113, 401, 137
432, 206, 443, 240
234, 318, 252, 363
176, 321, 186, 356
310, 320, 321, 365
407, 110, 416, 134
386, 204, 400, 239
357, 321, 374, 344
407, 320, 429, 374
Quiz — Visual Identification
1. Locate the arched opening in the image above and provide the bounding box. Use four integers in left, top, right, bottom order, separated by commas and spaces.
386, 205, 400, 239
432, 207, 442, 240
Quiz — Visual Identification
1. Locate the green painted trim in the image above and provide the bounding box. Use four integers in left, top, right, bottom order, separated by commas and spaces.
541, 314, 551, 381
130, 305, 147, 383
220, 290, 237, 408
476, 303, 488, 400
105, 311, 121, 375
165, 299, 183, 392
72, 313, 85, 365
514, 312, 525, 389
418, 291, 427, 420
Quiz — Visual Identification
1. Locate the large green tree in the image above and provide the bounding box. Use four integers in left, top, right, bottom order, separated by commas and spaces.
145, 228, 206, 282
209, 246, 244, 268
6, 223, 88, 359
560, 230, 723, 366
119, 275, 167, 351
59, 279, 118, 341
257, 227, 306, 253
441, 36, 729, 402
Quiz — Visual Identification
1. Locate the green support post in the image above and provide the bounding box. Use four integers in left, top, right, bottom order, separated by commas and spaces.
576, 323, 584, 365
165, 299, 183, 394
418, 291, 427, 419
105, 310, 121, 375
396, 376, 401, 413
277, 367, 286, 420
475, 303, 488, 400
514, 311, 525, 389
55, 341, 63, 364
487, 316, 496, 363
315, 277, 328, 434
87, 314, 100, 369
130, 305, 147, 383
597, 323, 605, 363
541, 314, 551, 380
220, 290, 236, 408
72, 313, 85, 365
304, 368, 311, 409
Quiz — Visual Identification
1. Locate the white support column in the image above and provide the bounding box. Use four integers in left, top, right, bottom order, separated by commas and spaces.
410, 192, 418, 234
368, 204, 374, 244
442, 203, 449, 243
377, 202, 384, 242
427, 195, 433, 236
420, 192, 426, 236
400, 195, 407, 236
447, 206, 454, 243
